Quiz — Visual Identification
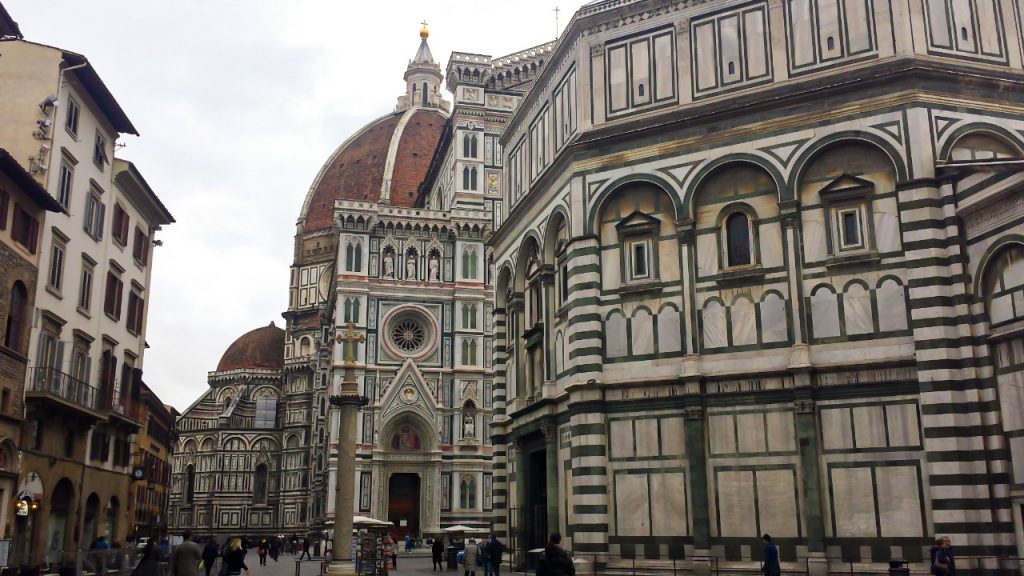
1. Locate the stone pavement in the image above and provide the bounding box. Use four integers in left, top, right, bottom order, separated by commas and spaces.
239, 549, 528, 576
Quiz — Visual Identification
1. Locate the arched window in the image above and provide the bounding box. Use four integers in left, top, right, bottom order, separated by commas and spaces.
470, 167, 478, 190
471, 135, 478, 158
463, 167, 470, 189
254, 464, 268, 505
460, 475, 476, 509
318, 427, 324, 444
725, 212, 752, 267
345, 242, 355, 272
422, 82, 428, 107
463, 134, 470, 157
462, 246, 476, 279
184, 465, 195, 504
4, 281, 27, 351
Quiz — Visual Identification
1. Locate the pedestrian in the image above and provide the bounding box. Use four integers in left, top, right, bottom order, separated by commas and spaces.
929, 538, 943, 575
536, 533, 575, 576
405, 533, 412, 553
462, 537, 481, 576
432, 537, 445, 571
298, 536, 311, 561
223, 538, 249, 576
269, 538, 280, 562
290, 534, 298, 555
170, 531, 204, 576
761, 534, 780, 576
257, 538, 269, 566
133, 540, 162, 576
383, 535, 396, 569
484, 534, 505, 576
202, 539, 220, 576
934, 536, 956, 576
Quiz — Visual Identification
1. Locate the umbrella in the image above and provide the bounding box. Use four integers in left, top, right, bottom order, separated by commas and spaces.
442, 525, 477, 533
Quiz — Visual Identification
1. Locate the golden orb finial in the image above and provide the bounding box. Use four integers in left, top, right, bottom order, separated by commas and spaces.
420, 21, 429, 39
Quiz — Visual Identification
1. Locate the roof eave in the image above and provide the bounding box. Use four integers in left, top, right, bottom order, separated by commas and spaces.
113, 159, 175, 225
0, 148, 63, 212
62, 51, 139, 136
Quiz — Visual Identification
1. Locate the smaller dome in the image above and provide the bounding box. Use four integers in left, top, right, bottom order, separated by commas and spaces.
420, 23, 429, 39
217, 322, 285, 372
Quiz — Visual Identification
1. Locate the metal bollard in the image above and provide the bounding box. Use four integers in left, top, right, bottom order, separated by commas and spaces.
294, 559, 301, 576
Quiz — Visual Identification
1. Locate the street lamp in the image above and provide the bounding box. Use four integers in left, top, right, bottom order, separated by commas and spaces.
326, 322, 368, 576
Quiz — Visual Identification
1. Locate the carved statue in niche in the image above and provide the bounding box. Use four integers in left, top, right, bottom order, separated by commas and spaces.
382, 249, 395, 279
429, 255, 440, 282
406, 253, 417, 280
463, 415, 475, 438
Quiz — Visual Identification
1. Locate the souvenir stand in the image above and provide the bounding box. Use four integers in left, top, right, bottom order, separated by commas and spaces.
353, 516, 393, 576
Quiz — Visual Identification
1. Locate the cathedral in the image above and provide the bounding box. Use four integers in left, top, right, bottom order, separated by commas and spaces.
171, 0, 1024, 573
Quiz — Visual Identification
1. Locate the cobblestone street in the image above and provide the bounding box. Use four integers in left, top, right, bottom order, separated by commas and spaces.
234, 549, 524, 576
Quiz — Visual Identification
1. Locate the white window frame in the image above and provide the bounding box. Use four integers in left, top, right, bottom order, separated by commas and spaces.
65, 98, 80, 138
628, 238, 651, 281
78, 259, 94, 314
47, 238, 66, 293
834, 204, 866, 252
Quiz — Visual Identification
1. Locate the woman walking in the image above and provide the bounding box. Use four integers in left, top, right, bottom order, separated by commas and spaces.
432, 537, 445, 571
257, 538, 269, 566
223, 538, 249, 576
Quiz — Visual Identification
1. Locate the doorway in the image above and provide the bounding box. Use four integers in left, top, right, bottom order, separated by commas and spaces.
388, 473, 420, 541
526, 449, 548, 551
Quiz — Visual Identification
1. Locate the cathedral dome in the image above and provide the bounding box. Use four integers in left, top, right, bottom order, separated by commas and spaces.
299, 107, 447, 232
216, 322, 285, 372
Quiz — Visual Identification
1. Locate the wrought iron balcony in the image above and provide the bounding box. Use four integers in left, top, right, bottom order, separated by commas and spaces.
26, 366, 99, 414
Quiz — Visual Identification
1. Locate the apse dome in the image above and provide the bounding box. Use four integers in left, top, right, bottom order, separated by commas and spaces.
216, 322, 285, 372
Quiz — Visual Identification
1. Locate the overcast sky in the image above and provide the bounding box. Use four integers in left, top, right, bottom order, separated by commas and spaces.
7, 0, 587, 411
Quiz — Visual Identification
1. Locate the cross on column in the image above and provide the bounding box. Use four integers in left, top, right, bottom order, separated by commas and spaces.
335, 322, 366, 364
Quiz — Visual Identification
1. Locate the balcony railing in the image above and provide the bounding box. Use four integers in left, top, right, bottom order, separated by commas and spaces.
27, 367, 98, 410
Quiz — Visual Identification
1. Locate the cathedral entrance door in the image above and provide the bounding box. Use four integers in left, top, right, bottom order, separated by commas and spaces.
526, 448, 548, 551
388, 473, 421, 540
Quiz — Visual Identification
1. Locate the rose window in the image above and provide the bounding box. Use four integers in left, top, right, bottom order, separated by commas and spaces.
391, 318, 426, 353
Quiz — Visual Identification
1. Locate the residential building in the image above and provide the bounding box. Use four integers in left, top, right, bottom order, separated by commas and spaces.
0, 31, 173, 566
0, 148, 62, 542
132, 383, 176, 541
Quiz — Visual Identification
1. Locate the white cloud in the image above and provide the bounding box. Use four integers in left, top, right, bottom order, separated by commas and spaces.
6, 0, 586, 410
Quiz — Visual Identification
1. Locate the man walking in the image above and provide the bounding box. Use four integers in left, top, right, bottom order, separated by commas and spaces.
170, 531, 204, 576
298, 536, 312, 561
484, 534, 505, 576
933, 536, 956, 576
761, 534, 780, 576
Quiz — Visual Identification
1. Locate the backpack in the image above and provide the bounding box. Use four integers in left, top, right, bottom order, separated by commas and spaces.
457, 551, 465, 565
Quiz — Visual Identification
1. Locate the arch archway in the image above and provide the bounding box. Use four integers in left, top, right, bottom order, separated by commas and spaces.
377, 411, 439, 538
46, 478, 74, 564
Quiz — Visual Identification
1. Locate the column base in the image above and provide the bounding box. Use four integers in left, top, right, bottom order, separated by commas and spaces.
690, 550, 713, 576
806, 553, 828, 576
326, 560, 357, 575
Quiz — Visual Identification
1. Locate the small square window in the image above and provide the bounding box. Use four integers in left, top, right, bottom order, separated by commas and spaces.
630, 240, 650, 280
836, 207, 864, 251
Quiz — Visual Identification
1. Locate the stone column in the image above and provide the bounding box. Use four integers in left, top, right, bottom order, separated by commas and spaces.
794, 391, 827, 576
684, 404, 712, 576
514, 437, 529, 567
543, 425, 560, 536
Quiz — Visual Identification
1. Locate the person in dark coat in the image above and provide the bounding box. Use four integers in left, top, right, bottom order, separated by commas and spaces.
223, 538, 249, 576
761, 534, 780, 576
201, 540, 219, 576
432, 537, 445, 571
484, 534, 505, 576
133, 541, 162, 576
536, 533, 574, 576
298, 537, 312, 561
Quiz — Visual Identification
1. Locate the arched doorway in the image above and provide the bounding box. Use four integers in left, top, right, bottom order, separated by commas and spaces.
105, 497, 119, 541
46, 479, 74, 564
83, 493, 100, 546
378, 413, 438, 538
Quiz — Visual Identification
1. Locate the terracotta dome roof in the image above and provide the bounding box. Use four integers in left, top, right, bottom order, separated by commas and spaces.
216, 322, 285, 372
300, 107, 447, 232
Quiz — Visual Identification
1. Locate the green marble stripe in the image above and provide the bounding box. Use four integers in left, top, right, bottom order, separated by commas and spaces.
572, 543, 609, 553
567, 461, 609, 479
911, 313, 985, 327
931, 497, 1011, 510
914, 357, 989, 371
908, 274, 968, 288
925, 448, 1010, 462
570, 445, 607, 458
900, 216, 959, 232
568, 246, 600, 258
572, 485, 608, 496
569, 346, 604, 359
923, 423, 1003, 438
568, 524, 610, 532
907, 294, 971, 309
921, 400, 1000, 414
573, 504, 608, 514
920, 378, 997, 392
899, 196, 955, 211
568, 330, 604, 343
933, 521, 1015, 533
567, 296, 600, 308
566, 363, 605, 376
902, 237, 962, 252
956, 172, 1016, 202
928, 472, 1010, 485
568, 312, 602, 324
568, 263, 601, 276
572, 423, 606, 436
913, 334, 987, 350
